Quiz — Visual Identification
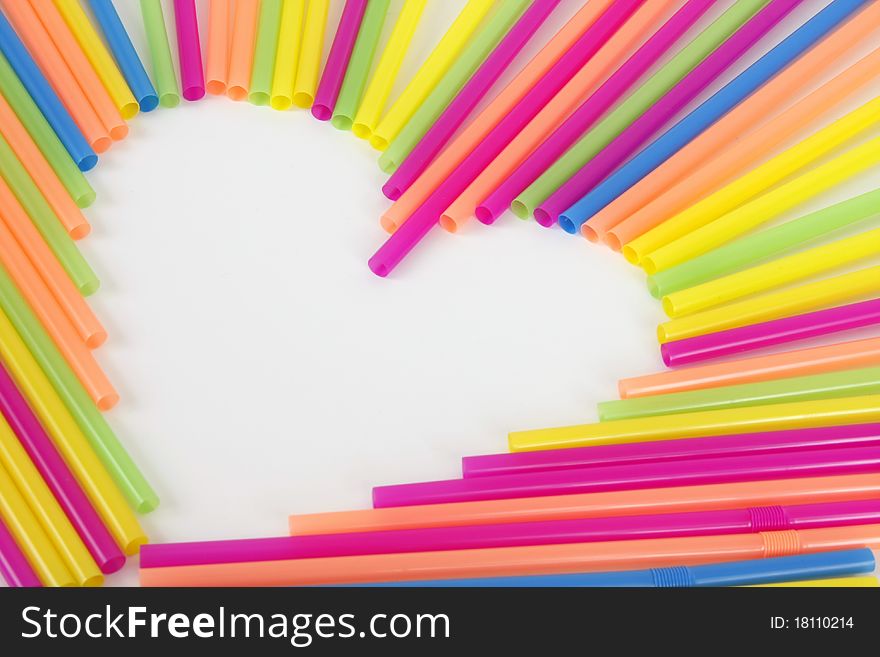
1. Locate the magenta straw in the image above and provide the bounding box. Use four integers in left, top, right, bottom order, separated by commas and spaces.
463, 424, 880, 478
368, 0, 641, 277
139, 499, 880, 568
534, 0, 801, 227
172, 0, 205, 100
0, 363, 125, 574
0, 515, 41, 587
476, 0, 714, 225
382, 0, 563, 201
372, 446, 880, 507
663, 298, 880, 367
312, 0, 368, 120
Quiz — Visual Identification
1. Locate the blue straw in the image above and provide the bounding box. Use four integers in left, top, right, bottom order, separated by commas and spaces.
561, 0, 871, 235
87, 0, 159, 112
0, 9, 97, 171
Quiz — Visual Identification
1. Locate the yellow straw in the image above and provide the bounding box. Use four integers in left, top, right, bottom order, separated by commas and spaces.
293, 0, 330, 108
271, 0, 307, 110
751, 576, 879, 587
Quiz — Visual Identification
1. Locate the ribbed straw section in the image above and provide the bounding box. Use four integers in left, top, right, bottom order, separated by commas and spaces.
651, 566, 696, 588
748, 505, 789, 531
761, 530, 802, 558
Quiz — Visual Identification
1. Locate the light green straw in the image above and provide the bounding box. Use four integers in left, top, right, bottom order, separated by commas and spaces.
139, 0, 180, 108
512, 0, 768, 219
649, 189, 880, 298
332, 0, 391, 131
0, 52, 95, 208
0, 132, 99, 295
378, 0, 529, 174
0, 264, 159, 513
249, 0, 284, 106
598, 366, 880, 422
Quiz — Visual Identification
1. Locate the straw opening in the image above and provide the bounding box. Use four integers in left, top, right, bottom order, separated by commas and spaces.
292, 92, 314, 109
533, 208, 553, 228
206, 80, 227, 96
558, 216, 577, 235
311, 103, 332, 121
510, 200, 530, 219
370, 135, 389, 151
581, 224, 599, 243
439, 214, 458, 233
604, 231, 622, 252
622, 244, 640, 265
352, 123, 371, 140
474, 206, 493, 225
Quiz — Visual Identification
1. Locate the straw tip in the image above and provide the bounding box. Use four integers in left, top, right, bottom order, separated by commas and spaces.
139, 95, 160, 112
311, 104, 333, 121
474, 206, 495, 226
558, 215, 578, 235
368, 257, 390, 278
382, 182, 401, 201
78, 154, 99, 172
183, 86, 206, 102
534, 208, 554, 228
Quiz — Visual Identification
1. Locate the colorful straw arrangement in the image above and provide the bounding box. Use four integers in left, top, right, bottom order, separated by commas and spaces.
0, 1, 877, 588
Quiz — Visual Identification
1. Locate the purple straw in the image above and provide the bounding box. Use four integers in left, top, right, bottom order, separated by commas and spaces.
0, 515, 41, 587
312, 0, 368, 120
173, 0, 205, 100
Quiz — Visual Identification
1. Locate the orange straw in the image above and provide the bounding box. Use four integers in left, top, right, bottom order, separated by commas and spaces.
439, 0, 677, 233
1, 0, 111, 152
206, 0, 231, 95
594, 5, 880, 248
380, 0, 615, 234
619, 337, 880, 399
226, 0, 260, 101
288, 474, 880, 536
0, 177, 105, 349
27, 0, 127, 142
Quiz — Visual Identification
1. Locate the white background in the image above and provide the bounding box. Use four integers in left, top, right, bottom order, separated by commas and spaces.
20, 0, 879, 586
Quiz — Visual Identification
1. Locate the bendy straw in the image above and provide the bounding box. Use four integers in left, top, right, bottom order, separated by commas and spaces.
87, 0, 159, 112
270, 0, 306, 110
293, 0, 329, 108
352, 0, 427, 139
512, 0, 766, 223
662, 299, 880, 368
370, 0, 494, 149
205, 0, 230, 95
331, 0, 392, 130
0, 514, 41, 586
622, 337, 880, 399
226, 0, 259, 100
139, 524, 880, 587
173, 0, 205, 101
249, 0, 283, 106
0, 361, 124, 574
312, 0, 369, 119
53, 0, 139, 118
463, 424, 880, 479
139, 0, 180, 107
559, 0, 868, 235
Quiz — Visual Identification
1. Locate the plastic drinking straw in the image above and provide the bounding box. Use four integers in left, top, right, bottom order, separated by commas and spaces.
311, 0, 368, 119
2, 0, 111, 153
352, 0, 427, 139
598, 367, 880, 422
370, 2, 639, 277
557, 0, 868, 236
293, 0, 328, 108
226, 0, 261, 101
0, 460, 73, 586
469, 0, 708, 228
464, 424, 880, 479
0, 92, 90, 239
511, 0, 767, 223
0, 309, 147, 553
270, 0, 305, 110
374, 446, 880, 507
289, 473, 880, 536
205, 0, 231, 95
0, 362, 124, 574
621, 338, 880, 399
380, 0, 615, 231
381, 0, 561, 193
662, 299, 880, 368
0, 304, 157, 516
139, 524, 880, 587
249, 0, 283, 106
53, 0, 139, 119
172, 0, 205, 101
139, 0, 179, 107
86, 0, 159, 112
0, 12, 95, 171
331, 0, 391, 130
0, 514, 41, 587
0, 135, 98, 296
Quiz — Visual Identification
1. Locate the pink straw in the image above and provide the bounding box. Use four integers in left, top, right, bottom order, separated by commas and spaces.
477, 0, 714, 225
368, 0, 641, 277
0, 515, 41, 587
0, 362, 125, 574
173, 0, 205, 100
312, 0, 368, 121
535, 0, 801, 227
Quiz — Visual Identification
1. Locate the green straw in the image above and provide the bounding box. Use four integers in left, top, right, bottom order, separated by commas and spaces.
649, 189, 880, 298
378, 0, 530, 174
0, 132, 99, 295
0, 52, 95, 208
512, 0, 769, 219
598, 366, 880, 422
0, 264, 158, 513
249, 0, 284, 106
331, 0, 391, 131
139, 0, 180, 108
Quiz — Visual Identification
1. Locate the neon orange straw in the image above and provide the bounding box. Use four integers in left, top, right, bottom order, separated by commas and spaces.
226, 0, 260, 101
380, 0, 615, 234
206, 0, 231, 95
